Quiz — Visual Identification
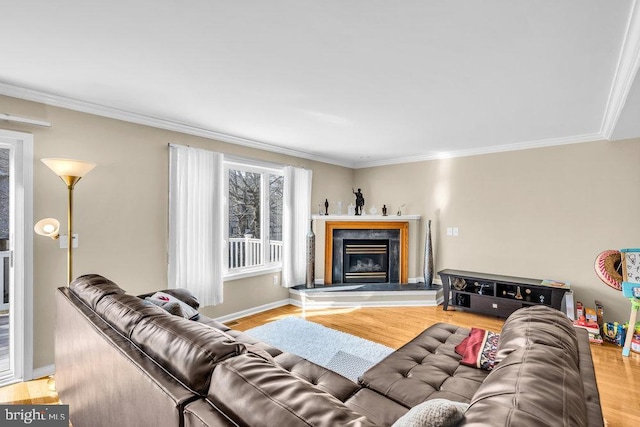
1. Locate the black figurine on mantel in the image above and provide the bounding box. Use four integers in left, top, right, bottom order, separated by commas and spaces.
352, 188, 365, 215
324, 199, 329, 215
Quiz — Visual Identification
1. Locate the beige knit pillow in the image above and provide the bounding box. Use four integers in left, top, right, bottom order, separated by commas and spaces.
392, 399, 469, 427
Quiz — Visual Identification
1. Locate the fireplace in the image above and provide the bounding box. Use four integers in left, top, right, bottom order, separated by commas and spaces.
343, 239, 389, 283
318, 218, 417, 285
328, 223, 405, 284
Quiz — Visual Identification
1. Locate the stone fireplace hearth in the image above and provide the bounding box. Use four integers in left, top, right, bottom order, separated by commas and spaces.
289, 214, 442, 309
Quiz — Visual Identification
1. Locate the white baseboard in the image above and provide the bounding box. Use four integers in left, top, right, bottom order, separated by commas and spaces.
315, 277, 443, 285
32, 364, 55, 380
411, 277, 443, 285
290, 289, 439, 298
289, 298, 442, 309
214, 299, 291, 323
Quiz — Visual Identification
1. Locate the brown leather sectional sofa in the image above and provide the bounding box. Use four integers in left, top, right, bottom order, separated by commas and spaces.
55, 275, 604, 426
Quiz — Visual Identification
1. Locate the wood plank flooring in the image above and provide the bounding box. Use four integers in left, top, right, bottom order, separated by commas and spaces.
1, 305, 638, 426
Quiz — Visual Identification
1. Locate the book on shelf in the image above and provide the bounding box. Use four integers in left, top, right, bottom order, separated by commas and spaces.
539, 279, 571, 289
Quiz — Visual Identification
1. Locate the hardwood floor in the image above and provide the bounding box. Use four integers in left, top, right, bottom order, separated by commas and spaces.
1, 305, 638, 426
0, 376, 59, 405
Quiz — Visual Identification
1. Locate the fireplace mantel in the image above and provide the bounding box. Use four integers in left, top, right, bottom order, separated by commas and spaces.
312, 215, 420, 221
311, 215, 422, 284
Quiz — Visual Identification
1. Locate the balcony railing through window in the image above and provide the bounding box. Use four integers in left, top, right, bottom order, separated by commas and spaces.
228, 237, 283, 269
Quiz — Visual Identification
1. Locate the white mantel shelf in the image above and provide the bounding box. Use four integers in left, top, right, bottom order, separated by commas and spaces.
312, 215, 420, 221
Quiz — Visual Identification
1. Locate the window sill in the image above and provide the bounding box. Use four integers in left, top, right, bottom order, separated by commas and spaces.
224, 265, 282, 282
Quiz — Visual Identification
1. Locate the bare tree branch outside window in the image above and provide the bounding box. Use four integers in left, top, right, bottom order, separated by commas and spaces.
227, 168, 283, 269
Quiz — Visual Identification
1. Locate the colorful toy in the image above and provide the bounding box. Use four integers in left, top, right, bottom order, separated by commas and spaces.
621, 282, 640, 356
595, 250, 623, 290
620, 248, 640, 357
602, 322, 626, 346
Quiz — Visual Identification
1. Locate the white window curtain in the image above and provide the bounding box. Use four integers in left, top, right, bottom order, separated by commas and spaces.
168, 144, 224, 306
281, 166, 312, 287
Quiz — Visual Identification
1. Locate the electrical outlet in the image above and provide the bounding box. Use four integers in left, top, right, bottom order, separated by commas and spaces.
273, 275, 279, 285
447, 227, 453, 236
59, 234, 79, 249
453, 227, 459, 236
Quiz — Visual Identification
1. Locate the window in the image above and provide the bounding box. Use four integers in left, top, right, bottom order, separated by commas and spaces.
225, 161, 283, 277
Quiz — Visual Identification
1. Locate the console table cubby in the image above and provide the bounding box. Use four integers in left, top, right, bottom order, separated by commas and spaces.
438, 269, 570, 318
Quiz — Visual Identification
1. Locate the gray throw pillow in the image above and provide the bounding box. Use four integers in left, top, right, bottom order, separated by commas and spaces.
145, 294, 199, 320
160, 301, 184, 317
392, 399, 469, 427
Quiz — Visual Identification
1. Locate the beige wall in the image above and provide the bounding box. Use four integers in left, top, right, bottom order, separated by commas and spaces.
4, 90, 639, 371
355, 139, 640, 323
0, 94, 353, 370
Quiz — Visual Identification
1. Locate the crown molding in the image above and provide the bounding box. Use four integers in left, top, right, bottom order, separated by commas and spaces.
0, 80, 613, 170
601, 0, 640, 138
353, 132, 605, 169
0, 82, 355, 168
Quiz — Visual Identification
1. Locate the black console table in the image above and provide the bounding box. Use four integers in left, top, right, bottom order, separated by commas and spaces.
438, 269, 570, 318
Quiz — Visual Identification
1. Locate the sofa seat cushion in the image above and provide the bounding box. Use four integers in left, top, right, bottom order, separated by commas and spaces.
225, 330, 284, 358
207, 353, 377, 427
344, 388, 409, 426
359, 323, 488, 408
274, 352, 361, 402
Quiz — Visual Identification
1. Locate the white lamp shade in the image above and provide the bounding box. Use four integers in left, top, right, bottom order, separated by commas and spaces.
34, 218, 60, 238
41, 158, 96, 178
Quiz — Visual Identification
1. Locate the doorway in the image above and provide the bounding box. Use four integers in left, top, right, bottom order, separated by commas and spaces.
0, 129, 33, 386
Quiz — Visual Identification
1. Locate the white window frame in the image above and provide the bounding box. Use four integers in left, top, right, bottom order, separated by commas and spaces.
223, 159, 284, 281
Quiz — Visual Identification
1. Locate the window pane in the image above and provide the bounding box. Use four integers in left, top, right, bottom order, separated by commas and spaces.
228, 169, 261, 268
269, 174, 283, 263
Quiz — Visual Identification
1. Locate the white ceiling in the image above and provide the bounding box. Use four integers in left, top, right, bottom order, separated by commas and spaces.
1, 0, 639, 168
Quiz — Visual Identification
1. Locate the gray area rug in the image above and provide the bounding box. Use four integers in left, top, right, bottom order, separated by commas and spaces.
245, 316, 394, 382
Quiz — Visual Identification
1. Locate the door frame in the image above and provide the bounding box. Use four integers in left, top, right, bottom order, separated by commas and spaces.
0, 129, 34, 385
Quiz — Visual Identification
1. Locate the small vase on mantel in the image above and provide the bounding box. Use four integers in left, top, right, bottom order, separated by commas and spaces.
306, 220, 315, 288
423, 219, 434, 287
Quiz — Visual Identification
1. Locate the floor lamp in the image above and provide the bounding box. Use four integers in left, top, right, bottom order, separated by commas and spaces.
34, 158, 96, 285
